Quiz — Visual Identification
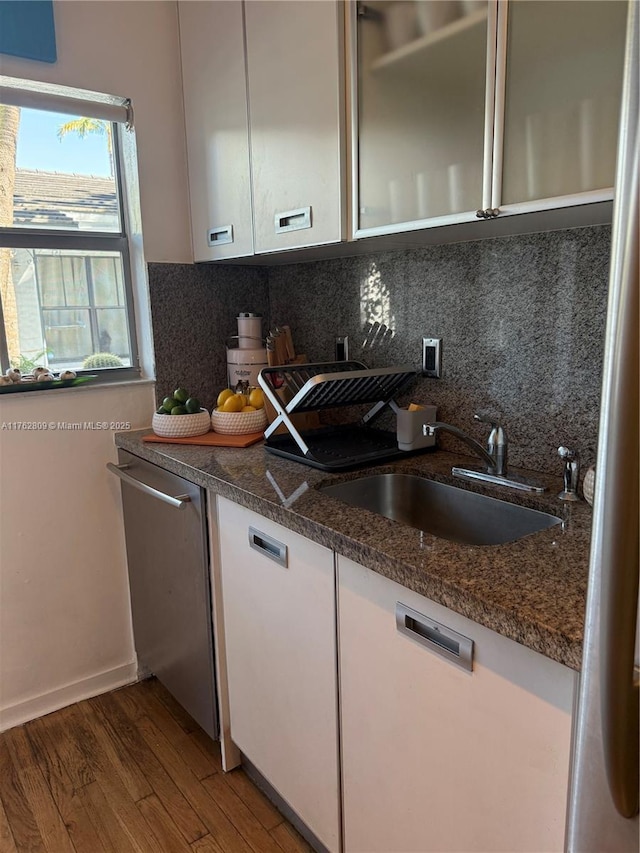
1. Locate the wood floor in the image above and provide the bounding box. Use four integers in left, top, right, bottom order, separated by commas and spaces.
0, 678, 313, 853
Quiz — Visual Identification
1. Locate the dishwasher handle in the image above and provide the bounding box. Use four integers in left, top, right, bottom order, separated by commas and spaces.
396, 602, 474, 672
107, 463, 192, 510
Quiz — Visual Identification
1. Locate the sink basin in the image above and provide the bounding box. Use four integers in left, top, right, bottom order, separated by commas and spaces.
320, 473, 561, 546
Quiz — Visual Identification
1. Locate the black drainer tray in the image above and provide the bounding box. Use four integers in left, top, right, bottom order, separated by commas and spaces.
264, 425, 433, 472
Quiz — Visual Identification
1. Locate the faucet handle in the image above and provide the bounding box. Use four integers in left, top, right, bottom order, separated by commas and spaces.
558, 445, 578, 461
473, 412, 506, 442
473, 412, 508, 475
473, 412, 501, 428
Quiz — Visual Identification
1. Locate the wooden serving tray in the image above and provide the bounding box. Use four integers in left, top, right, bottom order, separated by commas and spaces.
143, 430, 264, 448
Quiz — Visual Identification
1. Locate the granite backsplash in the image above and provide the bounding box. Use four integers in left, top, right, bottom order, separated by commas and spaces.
147, 262, 268, 416
149, 224, 610, 476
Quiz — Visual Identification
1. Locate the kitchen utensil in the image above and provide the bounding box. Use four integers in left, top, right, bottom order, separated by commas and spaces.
460, 0, 485, 15
268, 327, 289, 366
237, 313, 263, 348
582, 466, 595, 506
143, 429, 264, 448
416, 0, 461, 36
258, 361, 423, 470
281, 325, 296, 361
384, 1, 419, 51
359, 322, 395, 365
226, 336, 268, 388
396, 404, 438, 451
227, 313, 268, 387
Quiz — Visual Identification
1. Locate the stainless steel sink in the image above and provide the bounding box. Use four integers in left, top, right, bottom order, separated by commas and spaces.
320, 473, 561, 546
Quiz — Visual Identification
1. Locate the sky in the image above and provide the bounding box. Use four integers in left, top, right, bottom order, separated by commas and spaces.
15, 108, 112, 177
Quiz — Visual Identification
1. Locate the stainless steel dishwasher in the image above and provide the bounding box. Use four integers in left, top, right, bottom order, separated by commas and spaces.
108, 449, 218, 740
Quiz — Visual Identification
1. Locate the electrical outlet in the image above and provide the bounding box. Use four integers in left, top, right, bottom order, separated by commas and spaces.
422, 337, 442, 378
335, 336, 349, 361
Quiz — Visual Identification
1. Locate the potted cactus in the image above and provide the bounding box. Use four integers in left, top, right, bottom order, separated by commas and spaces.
81, 353, 124, 369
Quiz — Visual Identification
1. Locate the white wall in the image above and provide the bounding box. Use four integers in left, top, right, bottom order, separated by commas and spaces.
0, 0, 192, 264
0, 383, 156, 730
0, 1, 191, 729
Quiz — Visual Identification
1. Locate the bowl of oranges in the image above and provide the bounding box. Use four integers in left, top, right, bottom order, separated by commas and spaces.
211, 387, 268, 435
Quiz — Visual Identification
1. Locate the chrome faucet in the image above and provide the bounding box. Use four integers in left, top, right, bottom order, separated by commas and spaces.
423, 416, 502, 471
423, 413, 545, 494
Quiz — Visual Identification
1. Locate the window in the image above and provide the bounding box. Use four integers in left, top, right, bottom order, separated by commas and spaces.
0, 79, 140, 381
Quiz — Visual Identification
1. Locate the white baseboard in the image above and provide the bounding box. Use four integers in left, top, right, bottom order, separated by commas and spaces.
0, 660, 138, 733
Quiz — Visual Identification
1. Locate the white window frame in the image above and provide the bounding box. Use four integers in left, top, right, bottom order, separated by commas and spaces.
0, 78, 143, 383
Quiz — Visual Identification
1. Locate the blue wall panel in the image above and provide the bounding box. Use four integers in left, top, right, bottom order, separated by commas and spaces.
0, 1, 57, 64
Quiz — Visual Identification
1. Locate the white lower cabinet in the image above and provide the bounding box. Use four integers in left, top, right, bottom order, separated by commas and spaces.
338, 555, 576, 853
217, 497, 341, 852
216, 501, 575, 853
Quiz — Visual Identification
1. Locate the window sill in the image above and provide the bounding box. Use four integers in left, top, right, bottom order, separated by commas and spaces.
0, 376, 155, 400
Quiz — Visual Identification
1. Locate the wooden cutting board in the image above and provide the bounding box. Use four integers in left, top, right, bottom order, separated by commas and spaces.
143, 430, 264, 448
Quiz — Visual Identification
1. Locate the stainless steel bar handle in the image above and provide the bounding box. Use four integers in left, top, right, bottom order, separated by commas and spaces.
396, 603, 473, 672
248, 526, 288, 568
274, 206, 312, 234
207, 225, 234, 246
597, 0, 639, 819
106, 463, 191, 510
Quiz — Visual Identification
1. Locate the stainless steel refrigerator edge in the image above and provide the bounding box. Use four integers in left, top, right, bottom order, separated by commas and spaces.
109, 450, 219, 741
565, 2, 639, 849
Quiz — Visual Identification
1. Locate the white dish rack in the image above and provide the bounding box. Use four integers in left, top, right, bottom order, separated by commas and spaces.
258, 360, 424, 470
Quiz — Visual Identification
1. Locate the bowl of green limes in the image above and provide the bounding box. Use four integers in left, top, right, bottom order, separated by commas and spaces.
152, 388, 210, 438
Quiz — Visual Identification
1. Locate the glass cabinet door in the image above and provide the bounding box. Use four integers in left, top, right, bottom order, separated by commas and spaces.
355, 0, 490, 234
499, 0, 628, 208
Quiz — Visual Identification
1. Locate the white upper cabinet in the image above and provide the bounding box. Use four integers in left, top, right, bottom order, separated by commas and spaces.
179, 0, 253, 262
495, 0, 628, 214
180, 0, 627, 258
350, 0, 628, 238
244, 1, 346, 254
179, 0, 345, 261
352, 0, 492, 235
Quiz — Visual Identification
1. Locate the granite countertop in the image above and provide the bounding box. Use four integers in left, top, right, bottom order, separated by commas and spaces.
115, 430, 592, 671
